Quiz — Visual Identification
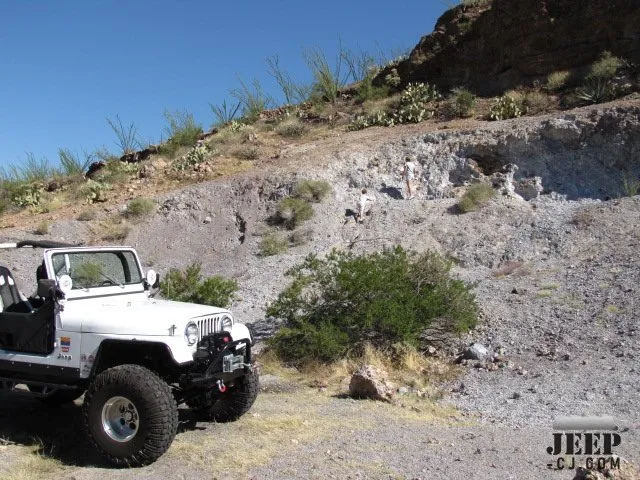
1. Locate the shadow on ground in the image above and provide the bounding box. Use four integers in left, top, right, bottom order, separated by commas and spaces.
0, 392, 202, 468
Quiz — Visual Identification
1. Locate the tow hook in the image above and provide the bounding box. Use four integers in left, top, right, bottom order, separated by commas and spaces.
216, 380, 227, 393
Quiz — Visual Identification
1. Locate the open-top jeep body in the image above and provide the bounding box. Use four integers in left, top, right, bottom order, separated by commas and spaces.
0, 240, 258, 466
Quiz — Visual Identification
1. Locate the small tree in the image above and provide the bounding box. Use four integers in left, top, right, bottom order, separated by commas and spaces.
159, 262, 238, 308
267, 247, 478, 364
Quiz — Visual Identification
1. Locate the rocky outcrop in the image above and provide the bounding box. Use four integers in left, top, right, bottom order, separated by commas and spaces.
377, 0, 640, 95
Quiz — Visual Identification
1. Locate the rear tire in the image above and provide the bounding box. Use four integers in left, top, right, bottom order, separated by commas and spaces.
204, 367, 259, 422
83, 364, 178, 467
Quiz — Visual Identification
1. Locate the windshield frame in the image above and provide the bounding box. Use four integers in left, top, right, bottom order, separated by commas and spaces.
44, 247, 146, 300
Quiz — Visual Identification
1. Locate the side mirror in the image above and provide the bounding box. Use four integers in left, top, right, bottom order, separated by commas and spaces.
145, 269, 160, 289
37, 279, 57, 298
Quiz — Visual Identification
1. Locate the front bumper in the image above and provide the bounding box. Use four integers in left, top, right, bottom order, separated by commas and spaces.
180, 337, 253, 389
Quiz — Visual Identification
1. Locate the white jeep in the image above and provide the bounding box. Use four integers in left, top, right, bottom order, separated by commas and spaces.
0, 240, 258, 467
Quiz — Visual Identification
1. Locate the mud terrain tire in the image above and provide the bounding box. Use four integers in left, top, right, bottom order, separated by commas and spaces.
83, 364, 178, 467
206, 367, 259, 422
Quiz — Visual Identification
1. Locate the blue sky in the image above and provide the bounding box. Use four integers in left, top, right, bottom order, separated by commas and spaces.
0, 1, 449, 174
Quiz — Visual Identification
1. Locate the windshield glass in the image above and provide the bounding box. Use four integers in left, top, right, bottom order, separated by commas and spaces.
51, 251, 142, 289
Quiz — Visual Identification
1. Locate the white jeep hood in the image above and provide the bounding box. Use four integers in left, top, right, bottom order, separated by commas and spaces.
74, 298, 230, 335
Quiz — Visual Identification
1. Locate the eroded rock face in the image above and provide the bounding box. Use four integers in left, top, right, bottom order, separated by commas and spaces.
377, 0, 640, 95
349, 365, 395, 402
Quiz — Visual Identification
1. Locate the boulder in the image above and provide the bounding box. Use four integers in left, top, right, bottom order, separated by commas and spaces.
463, 343, 489, 361
349, 365, 395, 402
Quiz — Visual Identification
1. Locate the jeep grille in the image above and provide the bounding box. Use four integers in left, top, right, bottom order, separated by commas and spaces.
196, 315, 223, 340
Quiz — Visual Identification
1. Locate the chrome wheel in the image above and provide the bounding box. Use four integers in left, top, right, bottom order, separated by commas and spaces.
101, 396, 139, 442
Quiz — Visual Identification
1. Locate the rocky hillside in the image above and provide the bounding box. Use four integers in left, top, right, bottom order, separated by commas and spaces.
376, 0, 640, 94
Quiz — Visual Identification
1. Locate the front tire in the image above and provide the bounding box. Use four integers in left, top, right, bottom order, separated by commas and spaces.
204, 367, 259, 422
83, 364, 178, 467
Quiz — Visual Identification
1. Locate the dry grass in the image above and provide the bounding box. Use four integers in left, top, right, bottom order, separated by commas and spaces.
0, 443, 66, 480
259, 343, 461, 396
89, 216, 131, 242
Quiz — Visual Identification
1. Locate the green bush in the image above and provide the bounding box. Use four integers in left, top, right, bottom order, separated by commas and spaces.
449, 87, 476, 118
457, 183, 496, 213
267, 247, 478, 364
276, 197, 314, 229
489, 95, 523, 120
125, 197, 155, 217
258, 232, 289, 257
160, 110, 203, 156
159, 262, 238, 308
356, 75, 389, 103
293, 179, 332, 203
545, 70, 571, 91
587, 51, 623, 81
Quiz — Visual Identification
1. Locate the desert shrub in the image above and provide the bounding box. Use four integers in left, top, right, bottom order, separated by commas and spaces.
276, 197, 314, 229
258, 232, 289, 257
545, 70, 571, 91
90, 217, 130, 241
289, 228, 313, 246
160, 110, 203, 156
393, 82, 440, 124
457, 183, 496, 212
159, 262, 238, 308
449, 87, 476, 118
77, 208, 97, 221
34, 220, 49, 235
463, 0, 491, 5
106, 115, 142, 155
231, 78, 273, 122
489, 95, 523, 120
574, 51, 625, 105
293, 179, 332, 203
587, 51, 623, 81
267, 247, 478, 364
356, 74, 389, 103
622, 174, 640, 197
304, 47, 346, 104
275, 119, 307, 138
522, 90, 555, 114
233, 145, 260, 160
58, 148, 93, 176
125, 197, 155, 218
93, 160, 138, 185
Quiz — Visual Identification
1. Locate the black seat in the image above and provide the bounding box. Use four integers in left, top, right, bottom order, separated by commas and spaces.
0, 266, 32, 313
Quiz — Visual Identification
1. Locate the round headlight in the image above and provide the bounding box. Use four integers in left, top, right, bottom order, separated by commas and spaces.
184, 322, 199, 346
221, 315, 233, 332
